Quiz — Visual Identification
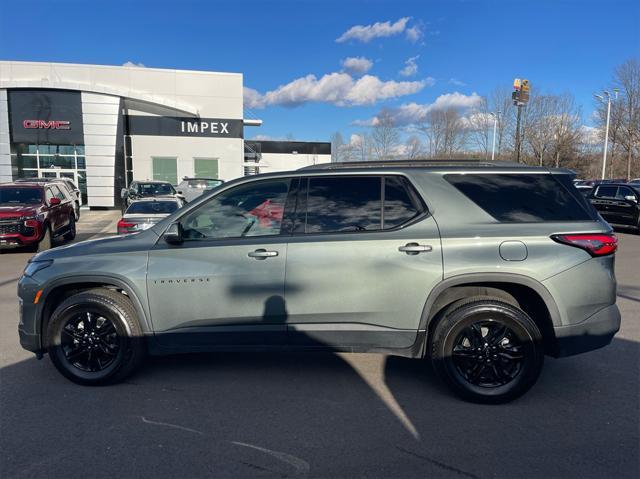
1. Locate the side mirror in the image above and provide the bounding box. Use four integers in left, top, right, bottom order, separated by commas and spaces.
177, 190, 183, 194
121, 188, 128, 199
624, 195, 637, 203
49, 197, 61, 206
164, 222, 183, 245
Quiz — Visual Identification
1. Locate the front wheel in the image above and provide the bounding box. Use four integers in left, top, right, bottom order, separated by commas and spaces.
37, 225, 52, 252
63, 217, 76, 241
46, 289, 145, 385
430, 298, 544, 403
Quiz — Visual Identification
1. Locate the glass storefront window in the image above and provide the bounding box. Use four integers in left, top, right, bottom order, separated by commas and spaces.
39, 155, 76, 169
75, 146, 85, 155
77, 156, 86, 169
58, 145, 76, 155
20, 156, 38, 168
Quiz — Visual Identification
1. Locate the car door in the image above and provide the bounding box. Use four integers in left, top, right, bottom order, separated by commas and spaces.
51, 184, 74, 227
284, 174, 443, 350
613, 186, 638, 226
147, 177, 295, 348
43, 186, 61, 233
590, 185, 619, 223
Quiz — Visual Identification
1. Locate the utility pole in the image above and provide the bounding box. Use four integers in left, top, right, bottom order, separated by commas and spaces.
595, 89, 618, 180
490, 111, 500, 161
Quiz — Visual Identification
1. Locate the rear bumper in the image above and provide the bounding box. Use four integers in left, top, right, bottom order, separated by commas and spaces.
551, 304, 621, 357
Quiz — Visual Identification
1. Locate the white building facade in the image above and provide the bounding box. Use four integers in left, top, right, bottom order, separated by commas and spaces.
0, 61, 330, 207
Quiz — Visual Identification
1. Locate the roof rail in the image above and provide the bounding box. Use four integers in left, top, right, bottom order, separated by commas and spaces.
299, 159, 523, 170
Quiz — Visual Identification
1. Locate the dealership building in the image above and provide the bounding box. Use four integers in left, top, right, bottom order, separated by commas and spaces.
0, 61, 330, 207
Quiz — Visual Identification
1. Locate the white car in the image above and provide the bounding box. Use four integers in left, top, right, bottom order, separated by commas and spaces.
176, 177, 224, 202
117, 197, 184, 234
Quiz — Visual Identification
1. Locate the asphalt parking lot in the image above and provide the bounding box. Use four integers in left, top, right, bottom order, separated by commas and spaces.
0, 213, 638, 479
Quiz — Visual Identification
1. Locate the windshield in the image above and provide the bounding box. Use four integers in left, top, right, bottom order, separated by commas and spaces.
188, 179, 223, 189
138, 183, 176, 196
126, 200, 179, 214
0, 188, 43, 205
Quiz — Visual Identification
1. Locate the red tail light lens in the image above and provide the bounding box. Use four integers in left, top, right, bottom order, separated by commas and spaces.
117, 219, 136, 233
551, 233, 618, 257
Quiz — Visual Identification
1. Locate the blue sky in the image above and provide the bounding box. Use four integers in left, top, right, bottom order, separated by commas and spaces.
1, 0, 638, 142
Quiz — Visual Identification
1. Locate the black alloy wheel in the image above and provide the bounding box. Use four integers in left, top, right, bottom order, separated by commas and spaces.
47, 289, 145, 385
430, 297, 544, 403
451, 320, 525, 388
59, 311, 122, 373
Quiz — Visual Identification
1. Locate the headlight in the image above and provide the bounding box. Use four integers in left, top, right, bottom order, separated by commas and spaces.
23, 260, 53, 278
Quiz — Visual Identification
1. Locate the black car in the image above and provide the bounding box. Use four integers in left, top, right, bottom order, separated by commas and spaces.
120, 180, 184, 209
588, 183, 640, 233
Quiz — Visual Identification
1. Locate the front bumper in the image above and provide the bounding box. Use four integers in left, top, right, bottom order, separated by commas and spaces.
552, 304, 621, 357
17, 275, 45, 354
0, 222, 42, 248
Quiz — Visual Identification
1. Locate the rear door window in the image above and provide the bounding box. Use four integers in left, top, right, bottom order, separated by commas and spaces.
304, 176, 382, 233
445, 174, 594, 222
595, 185, 618, 198
383, 176, 424, 229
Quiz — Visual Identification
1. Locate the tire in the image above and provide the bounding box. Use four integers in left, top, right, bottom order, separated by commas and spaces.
63, 217, 76, 242
430, 297, 544, 404
46, 288, 145, 386
37, 225, 52, 252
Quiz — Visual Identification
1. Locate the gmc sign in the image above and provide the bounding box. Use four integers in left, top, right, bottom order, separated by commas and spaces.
23, 120, 71, 130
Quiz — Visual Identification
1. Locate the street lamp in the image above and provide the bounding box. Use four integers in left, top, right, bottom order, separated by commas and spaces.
594, 89, 619, 179
489, 111, 501, 161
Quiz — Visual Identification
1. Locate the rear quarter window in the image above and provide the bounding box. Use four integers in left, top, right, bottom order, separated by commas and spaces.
445, 173, 595, 222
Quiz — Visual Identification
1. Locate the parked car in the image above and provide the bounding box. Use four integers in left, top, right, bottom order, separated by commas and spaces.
176, 177, 224, 202
587, 183, 640, 233
117, 197, 185, 235
1, 182, 76, 251
19, 160, 620, 403
629, 178, 640, 185
15, 177, 81, 220
121, 180, 183, 209
575, 185, 594, 197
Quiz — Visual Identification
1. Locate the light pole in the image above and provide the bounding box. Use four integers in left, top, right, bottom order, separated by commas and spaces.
490, 111, 500, 161
595, 89, 618, 180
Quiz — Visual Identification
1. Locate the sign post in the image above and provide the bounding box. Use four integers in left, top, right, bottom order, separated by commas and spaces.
512, 78, 530, 163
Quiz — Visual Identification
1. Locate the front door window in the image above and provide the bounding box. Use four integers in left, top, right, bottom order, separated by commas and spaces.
181, 179, 290, 240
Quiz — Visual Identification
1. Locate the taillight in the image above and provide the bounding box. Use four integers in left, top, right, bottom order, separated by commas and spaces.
551, 233, 618, 257
117, 219, 136, 234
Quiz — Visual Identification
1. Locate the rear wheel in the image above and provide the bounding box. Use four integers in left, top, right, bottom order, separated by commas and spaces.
430, 298, 544, 403
46, 289, 145, 385
37, 225, 52, 252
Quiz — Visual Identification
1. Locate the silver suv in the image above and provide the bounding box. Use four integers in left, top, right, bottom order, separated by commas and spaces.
18, 161, 621, 403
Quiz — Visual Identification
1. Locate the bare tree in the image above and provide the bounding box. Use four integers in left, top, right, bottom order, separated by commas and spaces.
466, 97, 492, 158
550, 93, 582, 168
489, 86, 515, 159
613, 58, 640, 180
371, 111, 400, 161
404, 135, 425, 160
330, 132, 344, 162
524, 94, 557, 166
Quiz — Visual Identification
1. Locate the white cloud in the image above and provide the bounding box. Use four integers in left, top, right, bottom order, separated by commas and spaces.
405, 25, 423, 43
122, 61, 145, 67
353, 92, 483, 127
336, 17, 411, 43
341, 56, 373, 75
399, 56, 420, 77
449, 78, 466, 87
244, 72, 429, 109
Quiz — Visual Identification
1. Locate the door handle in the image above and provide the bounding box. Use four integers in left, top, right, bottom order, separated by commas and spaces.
398, 243, 433, 255
248, 248, 278, 259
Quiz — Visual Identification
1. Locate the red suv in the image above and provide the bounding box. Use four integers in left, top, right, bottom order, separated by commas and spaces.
0, 182, 76, 251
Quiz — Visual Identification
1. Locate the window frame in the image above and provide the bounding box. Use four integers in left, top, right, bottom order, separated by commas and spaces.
291, 174, 428, 237
594, 185, 618, 199
178, 177, 296, 243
